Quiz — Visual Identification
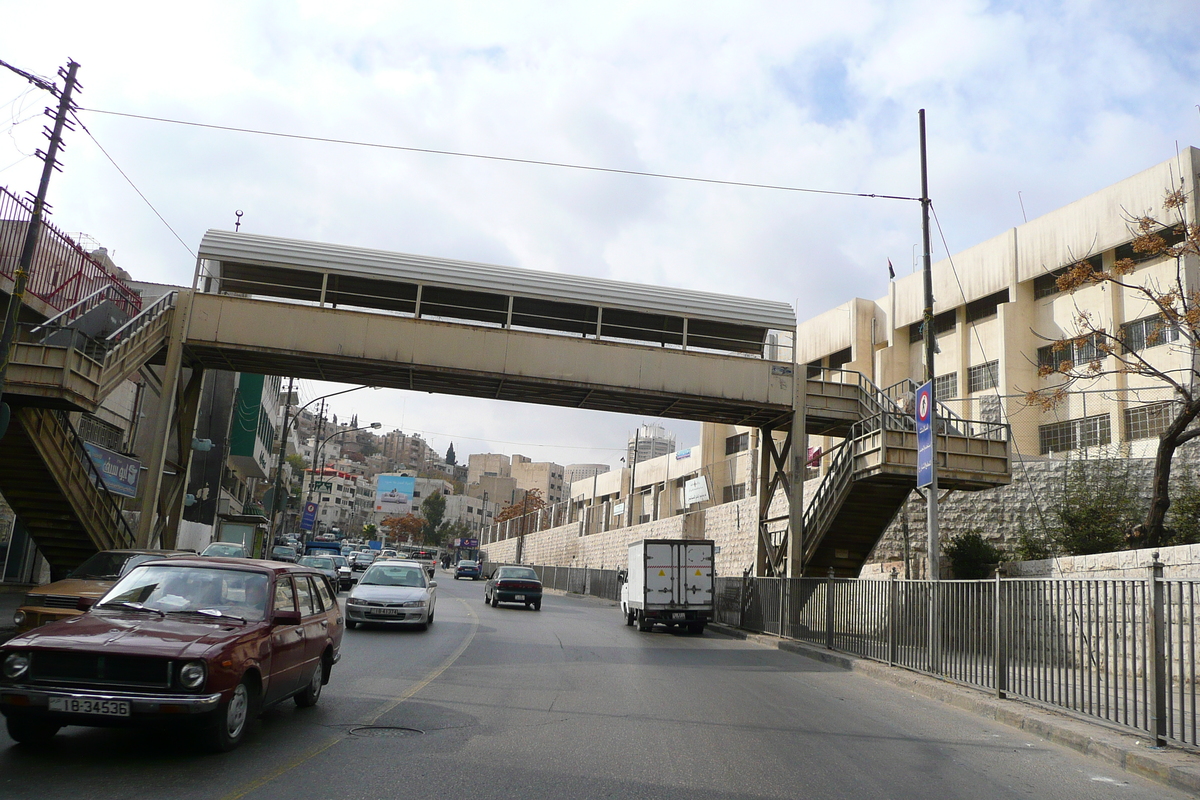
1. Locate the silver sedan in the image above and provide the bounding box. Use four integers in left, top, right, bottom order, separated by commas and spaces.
345, 561, 436, 630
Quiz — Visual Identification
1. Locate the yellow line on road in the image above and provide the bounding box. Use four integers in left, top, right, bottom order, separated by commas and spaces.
220, 600, 478, 800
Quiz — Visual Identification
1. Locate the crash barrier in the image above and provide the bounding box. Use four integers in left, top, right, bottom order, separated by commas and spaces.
719, 566, 1197, 751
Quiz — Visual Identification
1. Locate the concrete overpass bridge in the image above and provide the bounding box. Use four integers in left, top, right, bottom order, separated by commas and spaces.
0, 228, 1011, 577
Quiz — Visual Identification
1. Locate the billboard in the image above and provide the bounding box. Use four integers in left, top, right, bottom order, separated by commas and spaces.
375, 474, 416, 516
83, 442, 140, 498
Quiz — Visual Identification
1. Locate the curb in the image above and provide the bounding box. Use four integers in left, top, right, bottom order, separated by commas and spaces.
710, 623, 1200, 796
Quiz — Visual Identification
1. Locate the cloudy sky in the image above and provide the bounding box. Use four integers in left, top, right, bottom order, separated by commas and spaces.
2, 1, 1198, 469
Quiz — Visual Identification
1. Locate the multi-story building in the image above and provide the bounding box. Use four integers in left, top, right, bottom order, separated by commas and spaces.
467, 453, 511, 485
795, 149, 1200, 468
564, 463, 610, 487
627, 422, 677, 466
511, 455, 566, 505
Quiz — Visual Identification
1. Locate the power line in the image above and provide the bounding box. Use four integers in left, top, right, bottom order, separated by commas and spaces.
81, 107, 922, 203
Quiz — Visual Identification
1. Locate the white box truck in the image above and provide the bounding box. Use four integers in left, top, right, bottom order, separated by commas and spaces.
619, 539, 715, 634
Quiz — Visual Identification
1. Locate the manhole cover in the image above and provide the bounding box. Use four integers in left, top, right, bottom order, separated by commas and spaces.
348, 725, 424, 738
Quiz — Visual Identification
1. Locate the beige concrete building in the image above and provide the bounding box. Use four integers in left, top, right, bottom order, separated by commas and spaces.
511, 454, 566, 504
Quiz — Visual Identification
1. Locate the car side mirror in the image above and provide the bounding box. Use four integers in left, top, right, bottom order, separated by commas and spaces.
429, 581, 437, 588
273, 609, 302, 625
76, 596, 98, 611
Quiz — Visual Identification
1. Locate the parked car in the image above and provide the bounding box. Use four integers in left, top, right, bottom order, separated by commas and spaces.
484, 566, 543, 610
454, 560, 481, 581
329, 555, 353, 590
13, 550, 189, 633
270, 545, 299, 563
345, 561, 436, 630
296, 556, 339, 587
200, 542, 248, 558
0, 558, 343, 751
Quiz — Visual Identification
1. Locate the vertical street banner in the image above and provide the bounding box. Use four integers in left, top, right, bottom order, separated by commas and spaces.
300, 501, 318, 531
916, 380, 935, 488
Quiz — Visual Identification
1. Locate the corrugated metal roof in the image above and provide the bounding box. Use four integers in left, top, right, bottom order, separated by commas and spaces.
197, 230, 795, 331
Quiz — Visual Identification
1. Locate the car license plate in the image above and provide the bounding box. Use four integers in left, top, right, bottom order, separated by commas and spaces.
49, 697, 130, 717
513, 595, 524, 601
369, 608, 402, 616
671, 612, 685, 620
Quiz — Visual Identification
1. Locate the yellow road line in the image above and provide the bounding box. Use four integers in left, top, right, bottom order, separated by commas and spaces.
220, 600, 478, 800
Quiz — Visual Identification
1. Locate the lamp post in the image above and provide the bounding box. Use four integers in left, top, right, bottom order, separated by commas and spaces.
304, 422, 381, 542
268, 384, 376, 544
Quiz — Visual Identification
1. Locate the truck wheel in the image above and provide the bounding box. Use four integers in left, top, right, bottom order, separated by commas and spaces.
624, 606, 635, 626
688, 622, 705, 635
636, 611, 652, 632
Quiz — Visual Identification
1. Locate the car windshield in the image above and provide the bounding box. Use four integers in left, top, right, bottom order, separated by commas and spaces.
357, 552, 376, 562
298, 557, 334, 570
203, 543, 245, 557
458, 561, 478, 568
67, 551, 138, 580
359, 565, 427, 587
272, 547, 294, 555
498, 567, 538, 580
99, 565, 269, 621
331, 556, 348, 568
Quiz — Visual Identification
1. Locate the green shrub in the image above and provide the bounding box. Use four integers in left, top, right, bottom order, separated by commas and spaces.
1053, 459, 1140, 555
1013, 527, 1056, 561
1166, 466, 1200, 546
943, 530, 1005, 578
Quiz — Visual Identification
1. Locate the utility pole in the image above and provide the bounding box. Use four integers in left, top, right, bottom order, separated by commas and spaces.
268, 377, 295, 544
0, 59, 81, 437
919, 108, 939, 582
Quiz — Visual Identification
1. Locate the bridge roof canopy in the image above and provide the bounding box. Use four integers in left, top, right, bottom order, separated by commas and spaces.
197, 230, 794, 357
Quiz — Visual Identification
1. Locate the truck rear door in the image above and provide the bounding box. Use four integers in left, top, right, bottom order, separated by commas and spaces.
643, 543, 678, 606
683, 543, 714, 607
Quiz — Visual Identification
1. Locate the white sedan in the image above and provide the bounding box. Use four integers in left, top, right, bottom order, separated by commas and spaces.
345, 561, 436, 630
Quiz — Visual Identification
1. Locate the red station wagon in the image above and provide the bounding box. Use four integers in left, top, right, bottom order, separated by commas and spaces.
0, 558, 343, 751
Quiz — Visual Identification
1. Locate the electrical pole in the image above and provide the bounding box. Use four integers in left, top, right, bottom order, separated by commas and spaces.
268, 377, 295, 544
919, 109, 939, 582
0, 59, 81, 438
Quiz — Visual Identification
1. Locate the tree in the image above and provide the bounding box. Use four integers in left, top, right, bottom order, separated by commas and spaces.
1029, 187, 1200, 549
285, 453, 309, 473
445, 442, 457, 466
943, 531, 1004, 578
494, 488, 548, 523
382, 514, 423, 544
419, 492, 446, 545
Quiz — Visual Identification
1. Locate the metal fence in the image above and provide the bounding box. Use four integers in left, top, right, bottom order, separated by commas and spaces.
721, 566, 1197, 750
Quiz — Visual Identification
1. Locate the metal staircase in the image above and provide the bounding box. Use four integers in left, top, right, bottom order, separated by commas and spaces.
0, 407, 136, 578
801, 375, 1010, 576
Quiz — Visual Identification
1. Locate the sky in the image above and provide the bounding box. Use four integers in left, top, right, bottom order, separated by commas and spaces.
1, 1, 1199, 470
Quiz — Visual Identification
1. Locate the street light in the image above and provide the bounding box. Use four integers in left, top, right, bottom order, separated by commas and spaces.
268, 383, 377, 543
304, 422, 382, 541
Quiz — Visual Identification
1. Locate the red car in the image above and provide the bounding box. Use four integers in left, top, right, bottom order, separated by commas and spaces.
0, 557, 343, 751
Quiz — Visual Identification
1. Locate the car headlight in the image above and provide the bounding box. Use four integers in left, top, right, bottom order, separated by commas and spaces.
3, 652, 30, 680
12, 610, 25, 627
399, 600, 427, 608
346, 597, 366, 605
179, 660, 207, 690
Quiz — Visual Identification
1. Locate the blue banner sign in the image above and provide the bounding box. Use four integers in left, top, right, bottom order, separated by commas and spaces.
83, 443, 140, 498
300, 501, 318, 531
916, 380, 935, 488
460, 538, 479, 549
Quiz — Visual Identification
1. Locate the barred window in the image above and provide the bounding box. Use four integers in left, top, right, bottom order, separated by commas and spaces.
934, 372, 958, 400
967, 361, 999, 394
77, 414, 123, 451
721, 483, 747, 503
725, 432, 749, 455
1036, 333, 1105, 371
1038, 414, 1111, 455
1033, 256, 1102, 300
1124, 402, 1175, 441
1120, 314, 1179, 353
1115, 226, 1186, 265
909, 310, 956, 343
965, 290, 1009, 323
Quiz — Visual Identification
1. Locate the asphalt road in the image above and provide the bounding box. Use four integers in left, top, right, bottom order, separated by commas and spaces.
0, 570, 1192, 800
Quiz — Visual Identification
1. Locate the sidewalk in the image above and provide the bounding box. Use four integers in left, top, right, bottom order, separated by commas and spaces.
710, 623, 1200, 796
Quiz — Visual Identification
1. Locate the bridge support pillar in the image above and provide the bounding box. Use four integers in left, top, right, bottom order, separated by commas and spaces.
754, 368, 806, 578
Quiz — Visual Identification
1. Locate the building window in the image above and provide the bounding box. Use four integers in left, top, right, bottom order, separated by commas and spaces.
1034, 256, 1102, 300
77, 414, 123, 451
965, 290, 1009, 323
725, 432, 749, 455
806, 361, 822, 378
1124, 402, 1176, 441
722, 483, 747, 503
1037, 333, 1105, 371
1120, 314, 1179, 353
827, 347, 852, 368
967, 361, 999, 394
909, 310, 956, 343
1115, 226, 1186, 265
934, 372, 958, 401
1038, 414, 1111, 454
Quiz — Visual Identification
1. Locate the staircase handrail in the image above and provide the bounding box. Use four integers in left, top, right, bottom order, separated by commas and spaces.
53, 410, 137, 550
28, 286, 124, 339
106, 290, 177, 345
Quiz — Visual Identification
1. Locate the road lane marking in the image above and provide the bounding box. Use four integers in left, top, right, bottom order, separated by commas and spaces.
220, 600, 478, 800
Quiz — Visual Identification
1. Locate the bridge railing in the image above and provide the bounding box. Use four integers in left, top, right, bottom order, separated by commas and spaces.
720, 569, 1197, 751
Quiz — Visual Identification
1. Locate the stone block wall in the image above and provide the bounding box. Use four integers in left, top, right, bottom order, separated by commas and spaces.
1007, 542, 1200, 580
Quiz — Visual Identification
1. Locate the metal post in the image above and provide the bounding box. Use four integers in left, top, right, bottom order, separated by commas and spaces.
268, 377, 295, 544
889, 568, 899, 666
995, 571, 1007, 699
1148, 552, 1167, 747
919, 108, 940, 584
825, 566, 835, 650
